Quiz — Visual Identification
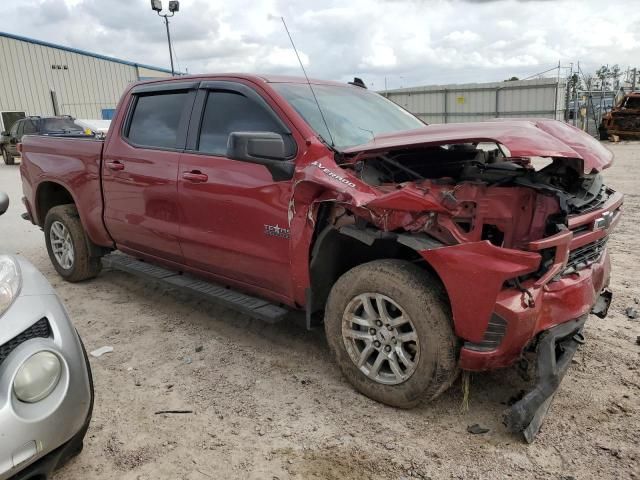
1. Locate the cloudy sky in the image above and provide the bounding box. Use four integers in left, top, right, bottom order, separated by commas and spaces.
4, 0, 639, 89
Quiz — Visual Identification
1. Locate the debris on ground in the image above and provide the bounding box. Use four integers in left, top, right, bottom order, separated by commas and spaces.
90, 346, 114, 357
154, 410, 193, 415
184, 356, 192, 364
467, 424, 490, 435
195, 345, 204, 352
624, 307, 638, 319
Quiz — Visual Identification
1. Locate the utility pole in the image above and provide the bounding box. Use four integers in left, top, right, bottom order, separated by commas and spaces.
633, 68, 637, 92
151, 0, 180, 76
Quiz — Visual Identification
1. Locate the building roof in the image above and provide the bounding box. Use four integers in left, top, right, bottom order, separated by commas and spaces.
0, 31, 173, 74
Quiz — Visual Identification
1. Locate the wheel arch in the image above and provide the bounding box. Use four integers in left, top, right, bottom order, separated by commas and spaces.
35, 180, 76, 227
306, 204, 448, 327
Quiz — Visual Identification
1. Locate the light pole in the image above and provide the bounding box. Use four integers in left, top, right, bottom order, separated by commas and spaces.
150, 0, 179, 76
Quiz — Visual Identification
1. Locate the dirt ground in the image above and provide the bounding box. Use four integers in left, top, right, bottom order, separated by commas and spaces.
0, 142, 638, 480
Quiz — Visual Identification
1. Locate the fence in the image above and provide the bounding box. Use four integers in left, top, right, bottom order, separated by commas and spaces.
381, 78, 565, 124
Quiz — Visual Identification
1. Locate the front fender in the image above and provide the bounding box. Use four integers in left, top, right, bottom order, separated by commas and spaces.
420, 241, 540, 343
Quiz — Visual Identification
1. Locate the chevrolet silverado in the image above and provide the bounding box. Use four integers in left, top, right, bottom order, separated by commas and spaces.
19, 74, 621, 441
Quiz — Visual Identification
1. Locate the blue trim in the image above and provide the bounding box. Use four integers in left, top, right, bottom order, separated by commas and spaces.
0, 31, 174, 75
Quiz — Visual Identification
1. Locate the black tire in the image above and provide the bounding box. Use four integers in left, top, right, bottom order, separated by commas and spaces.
324, 259, 460, 408
2, 147, 14, 165
44, 204, 102, 282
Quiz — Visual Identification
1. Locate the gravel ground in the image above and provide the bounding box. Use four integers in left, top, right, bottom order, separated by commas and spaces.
0, 142, 638, 480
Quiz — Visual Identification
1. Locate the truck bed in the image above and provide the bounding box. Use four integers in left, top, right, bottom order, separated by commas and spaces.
20, 135, 112, 247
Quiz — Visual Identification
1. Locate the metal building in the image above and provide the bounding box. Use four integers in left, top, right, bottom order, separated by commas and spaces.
382, 78, 566, 124
0, 31, 172, 131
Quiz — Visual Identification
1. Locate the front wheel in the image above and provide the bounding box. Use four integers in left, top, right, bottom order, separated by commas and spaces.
44, 204, 102, 282
324, 259, 459, 408
2, 147, 14, 165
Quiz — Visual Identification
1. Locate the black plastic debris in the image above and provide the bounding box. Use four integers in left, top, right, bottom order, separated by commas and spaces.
467, 424, 490, 434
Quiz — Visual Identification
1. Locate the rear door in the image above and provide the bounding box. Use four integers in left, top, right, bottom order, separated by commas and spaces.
102, 81, 198, 263
177, 81, 298, 298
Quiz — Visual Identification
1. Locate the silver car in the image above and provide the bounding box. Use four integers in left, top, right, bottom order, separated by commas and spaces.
0, 193, 93, 480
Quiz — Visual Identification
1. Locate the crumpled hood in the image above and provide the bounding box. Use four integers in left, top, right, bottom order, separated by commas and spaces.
341, 119, 613, 174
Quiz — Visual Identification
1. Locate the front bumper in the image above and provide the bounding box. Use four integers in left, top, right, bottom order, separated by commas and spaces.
503, 315, 587, 442
0, 257, 93, 480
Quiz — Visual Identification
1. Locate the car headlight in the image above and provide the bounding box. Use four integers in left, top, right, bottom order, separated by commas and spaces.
0, 255, 21, 317
14, 351, 62, 403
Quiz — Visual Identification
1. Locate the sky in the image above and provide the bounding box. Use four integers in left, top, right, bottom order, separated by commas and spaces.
3, 0, 639, 90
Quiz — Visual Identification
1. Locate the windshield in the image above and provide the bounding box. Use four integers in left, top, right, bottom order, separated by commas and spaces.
272, 83, 425, 149
41, 118, 83, 133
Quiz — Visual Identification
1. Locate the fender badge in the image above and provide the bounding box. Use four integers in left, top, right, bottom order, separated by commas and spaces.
264, 224, 290, 239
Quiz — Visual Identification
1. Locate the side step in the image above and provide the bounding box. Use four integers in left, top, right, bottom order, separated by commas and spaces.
102, 253, 289, 323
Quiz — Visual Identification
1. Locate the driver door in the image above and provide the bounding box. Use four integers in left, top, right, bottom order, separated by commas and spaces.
177, 82, 297, 299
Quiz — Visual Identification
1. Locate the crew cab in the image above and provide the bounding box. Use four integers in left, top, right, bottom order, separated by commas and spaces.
19, 74, 621, 441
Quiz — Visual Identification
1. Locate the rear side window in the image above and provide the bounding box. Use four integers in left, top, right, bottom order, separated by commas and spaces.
198, 91, 283, 155
127, 92, 188, 149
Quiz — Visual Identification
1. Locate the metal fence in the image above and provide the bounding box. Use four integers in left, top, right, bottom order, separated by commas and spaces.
381, 78, 565, 124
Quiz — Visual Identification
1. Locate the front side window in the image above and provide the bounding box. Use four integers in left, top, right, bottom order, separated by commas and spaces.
198, 91, 283, 156
127, 92, 188, 149
9, 123, 18, 136
272, 83, 425, 149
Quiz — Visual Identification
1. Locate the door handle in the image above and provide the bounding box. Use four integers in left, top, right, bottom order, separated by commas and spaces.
182, 171, 208, 183
106, 160, 125, 171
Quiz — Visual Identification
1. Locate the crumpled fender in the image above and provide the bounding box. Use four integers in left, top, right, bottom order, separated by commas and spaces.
420, 241, 541, 342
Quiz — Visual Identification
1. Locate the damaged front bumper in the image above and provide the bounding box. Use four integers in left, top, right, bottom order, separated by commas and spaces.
503, 314, 588, 443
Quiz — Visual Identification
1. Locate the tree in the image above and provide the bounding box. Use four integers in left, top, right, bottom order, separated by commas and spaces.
504, 76, 519, 82
567, 73, 582, 94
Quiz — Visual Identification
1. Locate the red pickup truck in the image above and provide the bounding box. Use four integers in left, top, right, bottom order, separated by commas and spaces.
20, 74, 621, 440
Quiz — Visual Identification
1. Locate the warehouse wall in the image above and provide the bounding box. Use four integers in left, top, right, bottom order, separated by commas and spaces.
0, 33, 170, 128
382, 78, 566, 124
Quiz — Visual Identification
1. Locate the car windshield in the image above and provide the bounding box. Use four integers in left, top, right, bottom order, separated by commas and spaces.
41, 118, 83, 133
272, 83, 425, 149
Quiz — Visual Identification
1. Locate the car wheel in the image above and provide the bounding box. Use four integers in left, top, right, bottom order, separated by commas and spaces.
44, 204, 102, 282
324, 259, 460, 408
2, 147, 14, 165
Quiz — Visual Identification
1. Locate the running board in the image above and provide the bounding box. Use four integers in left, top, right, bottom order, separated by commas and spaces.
102, 253, 289, 323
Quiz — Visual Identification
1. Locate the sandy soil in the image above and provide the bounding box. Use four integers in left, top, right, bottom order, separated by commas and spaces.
0, 143, 638, 480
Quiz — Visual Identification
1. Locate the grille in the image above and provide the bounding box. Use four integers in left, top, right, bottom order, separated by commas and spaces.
562, 236, 608, 276
0, 318, 51, 366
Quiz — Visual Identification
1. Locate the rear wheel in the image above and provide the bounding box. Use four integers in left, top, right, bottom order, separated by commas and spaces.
324, 259, 460, 408
44, 204, 101, 282
2, 147, 14, 165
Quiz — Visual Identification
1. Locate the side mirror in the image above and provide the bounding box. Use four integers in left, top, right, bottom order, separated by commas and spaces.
0, 192, 9, 216
227, 132, 294, 181
227, 132, 288, 161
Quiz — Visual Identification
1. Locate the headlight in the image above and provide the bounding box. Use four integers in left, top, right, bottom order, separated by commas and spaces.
14, 351, 62, 403
0, 255, 21, 317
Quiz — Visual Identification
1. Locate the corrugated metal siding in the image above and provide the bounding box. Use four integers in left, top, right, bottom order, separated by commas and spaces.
384, 78, 566, 124
0, 34, 169, 127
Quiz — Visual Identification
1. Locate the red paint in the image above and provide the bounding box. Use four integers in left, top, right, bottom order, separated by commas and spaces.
20, 74, 622, 372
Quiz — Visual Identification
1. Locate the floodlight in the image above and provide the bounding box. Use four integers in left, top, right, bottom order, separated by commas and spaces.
151, 0, 162, 12
168, 1, 179, 12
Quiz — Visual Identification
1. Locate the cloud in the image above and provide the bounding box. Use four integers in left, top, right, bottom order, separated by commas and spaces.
1, 0, 638, 90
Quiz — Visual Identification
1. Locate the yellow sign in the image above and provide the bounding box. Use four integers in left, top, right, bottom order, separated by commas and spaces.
456, 96, 465, 104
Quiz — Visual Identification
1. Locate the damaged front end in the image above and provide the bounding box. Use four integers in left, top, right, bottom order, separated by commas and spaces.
293, 119, 621, 441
